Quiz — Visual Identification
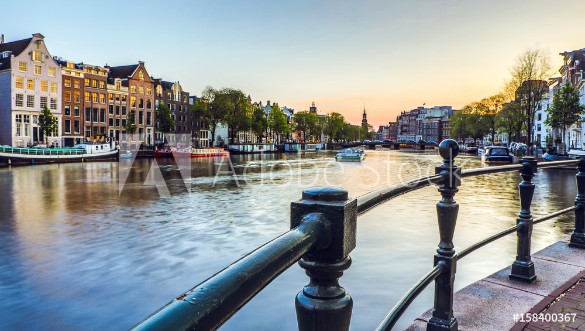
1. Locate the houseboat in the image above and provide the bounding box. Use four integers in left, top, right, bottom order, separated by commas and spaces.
228, 143, 276, 154
0, 143, 118, 166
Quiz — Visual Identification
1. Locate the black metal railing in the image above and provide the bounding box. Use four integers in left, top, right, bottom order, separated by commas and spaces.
132, 139, 585, 331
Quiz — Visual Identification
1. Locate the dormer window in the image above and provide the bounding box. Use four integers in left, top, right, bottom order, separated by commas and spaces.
139, 71, 144, 81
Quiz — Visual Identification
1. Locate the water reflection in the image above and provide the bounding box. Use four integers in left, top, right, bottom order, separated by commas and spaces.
0, 150, 579, 330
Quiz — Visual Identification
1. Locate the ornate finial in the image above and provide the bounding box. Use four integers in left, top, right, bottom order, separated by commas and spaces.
438, 139, 459, 163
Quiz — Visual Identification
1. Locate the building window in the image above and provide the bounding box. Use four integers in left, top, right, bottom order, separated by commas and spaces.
108, 93, 114, 102
115, 105, 120, 115
64, 78, 71, 87
40, 96, 48, 109
32, 51, 42, 62
48, 67, 56, 77
64, 120, 71, 133
92, 92, 98, 103
138, 86, 144, 95
139, 98, 144, 108
146, 88, 152, 95
18, 62, 27, 72
139, 71, 144, 81
34, 65, 42, 75
74, 120, 80, 134
65, 90, 71, 102
115, 81, 121, 90
15, 77, 24, 89
27, 95, 35, 108
109, 105, 114, 114
139, 111, 144, 124
15, 94, 24, 107
65, 105, 71, 115
130, 96, 136, 108
85, 78, 90, 87
73, 80, 80, 89
100, 109, 105, 123
74, 106, 80, 117
86, 108, 91, 121
50, 82, 57, 94
147, 99, 152, 109
27, 79, 35, 90
122, 119, 126, 127
116, 119, 120, 127
92, 79, 97, 88
100, 93, 106, 104
121, 95, 127, 103
41, 80, 48, 92
84, 92, 90, 102
93, 108, 98, 122
122, 106, 126, 115
109, 118, 114, 126
99, 81, 105, 89
74, 91, 80, 103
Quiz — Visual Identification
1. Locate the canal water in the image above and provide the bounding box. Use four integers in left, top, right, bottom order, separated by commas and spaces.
0, 150, 578, 330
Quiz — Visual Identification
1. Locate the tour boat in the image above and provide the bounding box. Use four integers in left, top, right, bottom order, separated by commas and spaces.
0, 143, 118, 166
481, 146, 514, 164
335, 148, 365, 162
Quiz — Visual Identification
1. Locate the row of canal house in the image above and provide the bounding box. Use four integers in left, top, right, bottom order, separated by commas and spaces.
391, 106, 453, 143
533, 48, 585, 150
0, 33, 207, 147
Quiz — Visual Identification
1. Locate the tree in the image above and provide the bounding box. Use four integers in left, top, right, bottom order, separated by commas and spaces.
545, 84, 585, 150
125, 110, 137, 134
495, 101, 524, 143
268, 104, 290, 143
220, 88, 251, 144
192, 86, 229, 147
293, 111, 318, 142
251, 105, 268, 143
156, 103, 175, 134
38, 105, 58, 145
508, 49, 551, 144
324, 112, 345, 142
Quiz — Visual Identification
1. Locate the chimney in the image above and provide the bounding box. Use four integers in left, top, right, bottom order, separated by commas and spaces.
0, 34, 4, 44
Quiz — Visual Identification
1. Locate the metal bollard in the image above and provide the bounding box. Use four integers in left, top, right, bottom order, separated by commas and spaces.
509, 157, 537, 283
291, 187, 357, 331
427, 139, 461, 331
570, 156, 585, 248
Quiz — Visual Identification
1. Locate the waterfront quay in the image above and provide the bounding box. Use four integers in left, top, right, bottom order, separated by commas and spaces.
0, 146, 582, 330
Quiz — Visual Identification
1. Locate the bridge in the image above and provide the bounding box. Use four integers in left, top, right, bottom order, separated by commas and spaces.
130, 139, 585, 331
340, 141, 436, 150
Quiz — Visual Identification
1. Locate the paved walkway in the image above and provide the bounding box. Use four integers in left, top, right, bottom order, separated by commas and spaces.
407, 239, 585, 331
512, 273, 585, 331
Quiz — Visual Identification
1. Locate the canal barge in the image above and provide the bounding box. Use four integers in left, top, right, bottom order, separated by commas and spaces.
0, 143, 118, 165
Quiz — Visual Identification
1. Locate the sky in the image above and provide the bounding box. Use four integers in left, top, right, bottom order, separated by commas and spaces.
3, 0, 585, 128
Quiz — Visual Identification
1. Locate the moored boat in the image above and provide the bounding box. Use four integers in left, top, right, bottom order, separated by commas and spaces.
481, 146, 514, 164
191, 148, 229, 157
0, 143, 118, 165
335, 148, 365, 162
542, 153, 570, 161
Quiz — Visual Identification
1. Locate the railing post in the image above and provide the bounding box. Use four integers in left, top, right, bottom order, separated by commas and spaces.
427, 139, 461, 331
509, 156, 537, 283
570, 156, 585, 248
291, 187, 357, 331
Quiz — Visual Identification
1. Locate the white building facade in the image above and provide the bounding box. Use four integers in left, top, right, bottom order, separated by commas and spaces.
0, 33, 62, 147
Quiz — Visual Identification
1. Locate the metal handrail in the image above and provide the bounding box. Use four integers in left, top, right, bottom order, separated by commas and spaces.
357, 174, 443, 215
132, 213, 329, 331
375, 263, 445, 331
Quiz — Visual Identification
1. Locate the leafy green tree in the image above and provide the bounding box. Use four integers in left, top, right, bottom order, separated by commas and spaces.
156, 103, 175, 134
125, 110, 137, 134
495, 101, 524, 143
251, 105, 268, 143
192, 86, 229, 147
38, 105, 58, 145
219, 88, 251, 144
545, 84, 585, 148
268, 104, 290, 143
293, 111, 318, 142
325, 112, 345, 142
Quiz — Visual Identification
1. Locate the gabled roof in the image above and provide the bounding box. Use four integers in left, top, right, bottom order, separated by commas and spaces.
0, 38, 32, 71
108, 64, 138, 79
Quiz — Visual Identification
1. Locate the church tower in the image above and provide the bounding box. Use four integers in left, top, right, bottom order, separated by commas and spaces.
361, 107, 368, 130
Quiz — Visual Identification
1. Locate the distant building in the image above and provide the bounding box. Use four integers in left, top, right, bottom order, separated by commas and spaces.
0, 33, 62, 147
82, 63, 109, 142
388, 122, 398, 141
154, 79, 190, 146
107, 61, 154, 145
188, 96, 211, 147
397, 106, 452, 142
361, 107, 368, 131
56, 58, 84, 146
